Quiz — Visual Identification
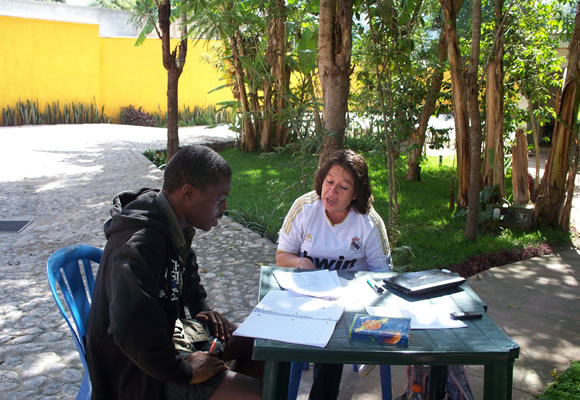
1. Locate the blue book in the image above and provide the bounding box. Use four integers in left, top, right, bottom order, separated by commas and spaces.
349, 313, 411, 347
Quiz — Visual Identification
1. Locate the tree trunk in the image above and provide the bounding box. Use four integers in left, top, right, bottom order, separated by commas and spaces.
273, 0, 287, 147
406, 29, 447, 181
528, 101, 541, 190
558, 139, 579, 228
512, 128, 530, 205
159, 0, 187, 161
482, 0, 506, 197
533, 2, 580, 228
230, 34, 256, 152
263, 0, 287, 150
442, 0, 470, 210
318, 0, 354, 166
261, 78, 273, 151
167, 69, 180, 160
464, 0, 483, 241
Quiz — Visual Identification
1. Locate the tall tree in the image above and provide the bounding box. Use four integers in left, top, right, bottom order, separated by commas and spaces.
464, 0, 483, 240
503, 0, 566, 192
186, 0, 316, 153
441, 0, 470, 209
182, 0, 258, 151
533, 0, 580, 229
360, 0, 424, 235
133, 0, 188, 160
318, 0, 354, 166
262, 0, 288, 151
482, 0, 506, 198
406, 26, 447, 181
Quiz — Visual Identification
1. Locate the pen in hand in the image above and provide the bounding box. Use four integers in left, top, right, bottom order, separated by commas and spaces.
209, 338, 218, 352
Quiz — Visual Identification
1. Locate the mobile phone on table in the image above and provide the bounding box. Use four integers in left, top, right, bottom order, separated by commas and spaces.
450, 311, 482, 320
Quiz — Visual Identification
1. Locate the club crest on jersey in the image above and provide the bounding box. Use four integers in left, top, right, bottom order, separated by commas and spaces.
304, 233, 313, 242
350, 237, 361, 252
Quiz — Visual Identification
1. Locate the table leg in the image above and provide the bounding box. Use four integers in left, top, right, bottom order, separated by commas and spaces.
483, 361, 514, 400
262, 360, 291, 400
429, 365, 447, 400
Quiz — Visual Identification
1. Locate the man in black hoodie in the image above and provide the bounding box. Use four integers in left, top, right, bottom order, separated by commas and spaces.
86, 145, 262, 400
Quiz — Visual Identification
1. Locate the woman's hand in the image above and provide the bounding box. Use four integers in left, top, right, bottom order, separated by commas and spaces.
195, 310, 233, 341
296, 257, 316, 269
276, 250, 316, 270
186, 351, 228, 384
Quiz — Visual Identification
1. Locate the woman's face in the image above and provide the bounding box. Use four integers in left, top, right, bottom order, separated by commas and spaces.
321, 164, 356, 223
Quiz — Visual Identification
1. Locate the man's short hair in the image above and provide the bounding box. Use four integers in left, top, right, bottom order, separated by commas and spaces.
163, 145, 232, 193
314, 149, 372, 214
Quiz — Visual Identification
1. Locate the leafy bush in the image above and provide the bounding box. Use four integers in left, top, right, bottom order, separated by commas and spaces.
180, 105, 231, 126
119, 105, 157, 127
537, 361, 580, 400
345, 133, 384, 152
143, 149, 168, 169
151, 105, 232, 128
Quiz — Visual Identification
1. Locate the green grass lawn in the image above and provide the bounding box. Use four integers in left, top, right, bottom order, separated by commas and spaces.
220, 148, 571, 271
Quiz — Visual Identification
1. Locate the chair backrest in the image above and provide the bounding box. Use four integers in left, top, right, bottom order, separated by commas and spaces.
47, 244, 103, 365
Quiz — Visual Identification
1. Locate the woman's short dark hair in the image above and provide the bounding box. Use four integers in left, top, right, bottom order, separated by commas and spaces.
163, 145, 232, 193
314, 149, 372, 214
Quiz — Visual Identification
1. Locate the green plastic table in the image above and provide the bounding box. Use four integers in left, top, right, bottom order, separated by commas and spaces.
253, 266, 520, 400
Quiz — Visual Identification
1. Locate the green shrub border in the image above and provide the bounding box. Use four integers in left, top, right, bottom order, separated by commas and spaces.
1, 99, 110, 126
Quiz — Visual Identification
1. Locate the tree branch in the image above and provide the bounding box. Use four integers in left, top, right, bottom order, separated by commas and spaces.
145, 2, 161, 39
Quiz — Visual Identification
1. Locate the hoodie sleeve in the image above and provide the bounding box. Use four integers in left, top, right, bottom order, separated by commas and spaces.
105, 229, 193, 385
182, 249, 212, 315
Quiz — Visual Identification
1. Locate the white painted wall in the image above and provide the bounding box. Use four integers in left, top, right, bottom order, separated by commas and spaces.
0, 0, 141, 37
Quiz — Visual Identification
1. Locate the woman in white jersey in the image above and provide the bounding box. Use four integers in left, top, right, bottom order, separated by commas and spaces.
276, 149, 392, 400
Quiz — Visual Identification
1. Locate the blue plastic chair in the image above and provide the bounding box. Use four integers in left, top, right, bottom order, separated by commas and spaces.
288, 362, 392, 400
47, 244, 103, 400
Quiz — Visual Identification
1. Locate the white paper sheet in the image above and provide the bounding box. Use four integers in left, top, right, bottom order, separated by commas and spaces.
273, 269, 344, 299
366, 304, 467, 329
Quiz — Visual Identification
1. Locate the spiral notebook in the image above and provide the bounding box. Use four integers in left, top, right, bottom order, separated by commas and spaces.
233, 290, 344, 347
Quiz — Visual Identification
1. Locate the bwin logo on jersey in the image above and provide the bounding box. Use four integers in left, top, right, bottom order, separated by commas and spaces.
350, 237, 361, 252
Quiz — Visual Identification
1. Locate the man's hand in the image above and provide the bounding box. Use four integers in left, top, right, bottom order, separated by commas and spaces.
195, 310, 232, 341
186, 351, 228, 384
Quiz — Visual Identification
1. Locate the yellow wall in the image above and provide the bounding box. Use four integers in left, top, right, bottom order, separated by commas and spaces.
0, 16, 232, 122
0, 16, 101, 108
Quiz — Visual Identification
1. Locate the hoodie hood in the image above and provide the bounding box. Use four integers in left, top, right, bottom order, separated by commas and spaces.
104, 188, 169, 240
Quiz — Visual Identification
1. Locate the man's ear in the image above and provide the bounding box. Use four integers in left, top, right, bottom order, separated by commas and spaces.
181, 184, 200, 202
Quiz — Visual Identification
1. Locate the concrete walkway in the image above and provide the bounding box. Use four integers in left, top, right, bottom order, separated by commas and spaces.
0, 124, 578, 400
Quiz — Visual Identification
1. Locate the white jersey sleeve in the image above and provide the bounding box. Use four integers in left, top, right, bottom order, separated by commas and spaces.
277, 191, 319, 254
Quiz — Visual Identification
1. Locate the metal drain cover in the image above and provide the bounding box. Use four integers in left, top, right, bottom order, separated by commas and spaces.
0, 221, 31, 233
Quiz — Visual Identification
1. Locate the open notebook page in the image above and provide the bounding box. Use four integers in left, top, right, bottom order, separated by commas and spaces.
233, 290, 344, 347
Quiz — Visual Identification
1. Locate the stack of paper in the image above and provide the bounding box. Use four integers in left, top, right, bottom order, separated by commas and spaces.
273, 269, 343, 299
366, 303, 467, 329
234, 290, 345, 347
